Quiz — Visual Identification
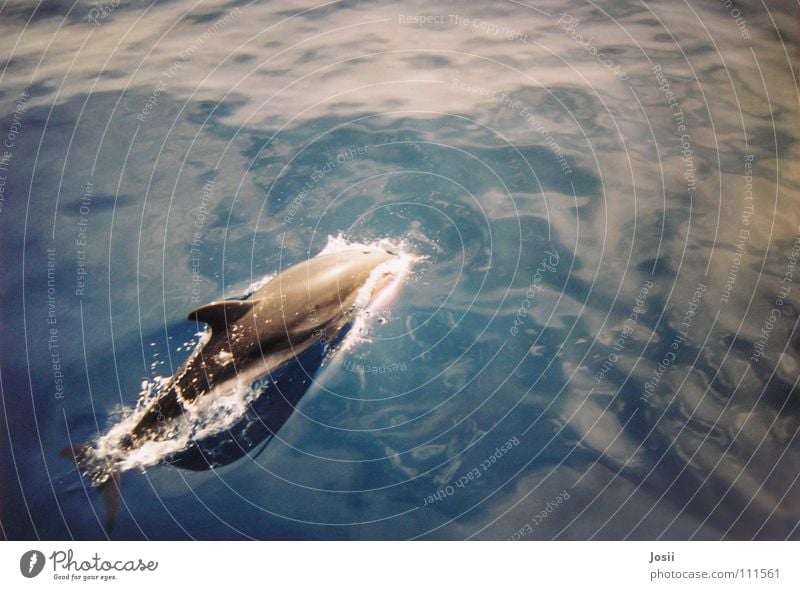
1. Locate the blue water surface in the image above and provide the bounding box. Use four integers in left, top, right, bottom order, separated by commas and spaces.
1, 0, 799, 540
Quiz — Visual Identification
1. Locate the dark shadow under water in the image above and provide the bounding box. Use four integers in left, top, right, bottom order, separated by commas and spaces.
164, 326, 350, 471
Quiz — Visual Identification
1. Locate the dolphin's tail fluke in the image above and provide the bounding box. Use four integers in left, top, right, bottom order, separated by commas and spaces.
97, 471, 121, 533
60, 443, 121, 534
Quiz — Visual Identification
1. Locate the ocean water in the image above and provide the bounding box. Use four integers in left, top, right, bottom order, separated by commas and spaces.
1, 0, 799, 540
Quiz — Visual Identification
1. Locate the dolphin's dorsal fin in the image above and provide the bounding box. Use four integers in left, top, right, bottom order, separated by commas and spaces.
187, 300, 255, 332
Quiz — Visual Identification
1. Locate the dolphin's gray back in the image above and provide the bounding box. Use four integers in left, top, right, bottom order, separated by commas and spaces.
174, 250, 386, 402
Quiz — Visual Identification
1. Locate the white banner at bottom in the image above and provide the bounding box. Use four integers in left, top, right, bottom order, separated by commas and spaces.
0, 541, 796, 589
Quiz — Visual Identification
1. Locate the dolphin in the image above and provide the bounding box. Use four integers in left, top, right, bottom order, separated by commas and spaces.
62, 246, 399, 532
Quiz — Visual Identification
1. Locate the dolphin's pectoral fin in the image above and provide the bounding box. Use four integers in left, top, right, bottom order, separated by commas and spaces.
187, 300, 256, 332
